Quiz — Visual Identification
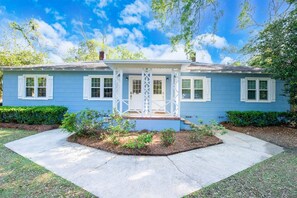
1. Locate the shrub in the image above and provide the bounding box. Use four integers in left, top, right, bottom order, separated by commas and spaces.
190, 120, 227, 142
160, 128, 175, 147
107, 112, 135, 134
226, 111, 296, 127
123, 133, 153, 149
61, 109, 106, 136
0, 106, 67, 125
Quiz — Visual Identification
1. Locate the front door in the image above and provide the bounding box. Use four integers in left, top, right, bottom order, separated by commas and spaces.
129, 76, 166, 112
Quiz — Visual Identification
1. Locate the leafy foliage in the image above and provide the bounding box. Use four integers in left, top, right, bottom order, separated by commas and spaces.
189, 120, 227, 142
160, 128, 176, 147
107, 112, 135, 134
227, 111, 297, 127
64, 40, 145, 62
244, 4, 297, 105
0, 106, 67, 125
123, 133, 153, 149
61, 109, 107, 136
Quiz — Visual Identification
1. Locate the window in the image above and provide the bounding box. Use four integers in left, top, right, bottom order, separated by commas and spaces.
132, 80, 141, 94
104, 78, 113, 98
194, 79, 203, 99
86, 76, 113, 100
241, 78, 275, 102
181, 77, 211, 101
91, 78, 100, 98
153, 80, 162, 94
24, 76, 48, 98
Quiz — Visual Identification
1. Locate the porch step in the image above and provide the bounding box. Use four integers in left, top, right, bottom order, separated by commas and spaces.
180, 117, 198, 130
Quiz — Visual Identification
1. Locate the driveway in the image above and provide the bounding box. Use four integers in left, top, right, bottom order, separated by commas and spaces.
5, 129, 283, 198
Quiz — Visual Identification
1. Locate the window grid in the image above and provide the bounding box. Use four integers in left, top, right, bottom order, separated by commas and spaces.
90, 76, 113, 99
181, 78, 205, 101
246, 79, 269, 101
25, 76, 47, 98
153, 80, 162, 95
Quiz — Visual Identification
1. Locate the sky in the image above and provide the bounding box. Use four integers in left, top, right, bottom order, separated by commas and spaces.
0, 0, 271, 64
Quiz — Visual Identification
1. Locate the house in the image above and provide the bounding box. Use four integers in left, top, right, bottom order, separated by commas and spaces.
1, 58, 290, 131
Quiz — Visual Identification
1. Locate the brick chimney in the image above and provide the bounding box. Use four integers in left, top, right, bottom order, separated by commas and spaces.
99, 51, 104, 60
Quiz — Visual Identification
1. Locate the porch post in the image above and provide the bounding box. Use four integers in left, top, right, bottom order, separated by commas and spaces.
142, 68, 152, 116
113, 68, 123, 114
171, 69, 180, 117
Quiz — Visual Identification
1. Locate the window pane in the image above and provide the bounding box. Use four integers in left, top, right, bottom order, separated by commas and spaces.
260, 90, 268, 100
153, 80, 162, 94
248, 80, 256, 89
91, 78, 100, 87
182, 89, 191, 99
26, 77, 34, 87
26, 88, 34, 97
91, 88, 100, 97
194, 79, 203, 89
194, 90, 203, 99
248, 90, 256, 100
182, 79, 191, 89
38, 88, 46, 97
38, 77, 46, 87
104, 88, 113, 98
259, 80, 268, 90
133, 80, 141, 94
104, 78, 113, 87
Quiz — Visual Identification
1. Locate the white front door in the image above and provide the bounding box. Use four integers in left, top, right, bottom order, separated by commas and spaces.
129, 76, 166, 112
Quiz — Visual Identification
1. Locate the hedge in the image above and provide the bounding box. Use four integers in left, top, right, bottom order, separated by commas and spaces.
226, 111, 296, 127
0, 106, 68, 125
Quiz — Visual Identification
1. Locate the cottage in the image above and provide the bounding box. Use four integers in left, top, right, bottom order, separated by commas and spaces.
1, 59, 290, 131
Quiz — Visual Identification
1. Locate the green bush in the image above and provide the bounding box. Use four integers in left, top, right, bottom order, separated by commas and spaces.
160, 128, 175, 147
123, 133, 153, 149
61, 109, 106, 136
190, 120, 227, 142
108, 112, 135, 134
226, 111, 295, 127
0, 106, 67, 125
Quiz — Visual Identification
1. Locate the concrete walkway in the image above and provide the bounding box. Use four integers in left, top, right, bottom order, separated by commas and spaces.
5, 129, 283, 198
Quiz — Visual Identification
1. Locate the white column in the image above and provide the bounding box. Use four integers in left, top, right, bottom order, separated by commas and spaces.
171, 69, 180, 117
142, 68, 152, 116
113, 68, 123, 114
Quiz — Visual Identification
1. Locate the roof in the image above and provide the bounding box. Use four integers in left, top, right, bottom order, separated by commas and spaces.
0, 59, 264, 74
188, 62, 264, 73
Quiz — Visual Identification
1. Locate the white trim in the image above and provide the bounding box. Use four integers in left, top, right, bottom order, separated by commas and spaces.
20, 74, 52, 100
86, 75, 113, 101
242, 77, 275, 103
180, 76, 210, 102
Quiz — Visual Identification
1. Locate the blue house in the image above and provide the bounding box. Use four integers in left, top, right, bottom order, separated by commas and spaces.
1, 59, 290, 131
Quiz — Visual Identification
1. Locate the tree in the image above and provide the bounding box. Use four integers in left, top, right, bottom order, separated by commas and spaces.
244, 5, 297, 105
64, 40, 145, 62
151, 0, 293, 54
0, 19, 47, 97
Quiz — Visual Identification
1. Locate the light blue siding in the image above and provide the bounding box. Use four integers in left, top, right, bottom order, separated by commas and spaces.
133, 119, 180, 131
3, 71, 290, 127
3, 71, 113, 112
180, 73, 290, 124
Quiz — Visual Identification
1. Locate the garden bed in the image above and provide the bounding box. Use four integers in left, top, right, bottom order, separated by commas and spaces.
222, 122, 297, 148
0, 123, 59, 132
68, 132, 223, 156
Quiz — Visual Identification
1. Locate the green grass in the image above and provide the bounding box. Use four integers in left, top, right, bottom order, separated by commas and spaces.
0, 128, 95, 198
186, 149, 297, 198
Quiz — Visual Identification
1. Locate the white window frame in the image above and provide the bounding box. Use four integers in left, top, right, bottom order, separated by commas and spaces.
245, 77, 271, 102
88, 75, 113, 100
23, 74, 49, 100
181, 76, 207, 102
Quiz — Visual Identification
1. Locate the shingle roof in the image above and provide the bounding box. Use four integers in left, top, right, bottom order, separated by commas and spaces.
0, 61, 111, 71
0, 60, 264, 73
188, 62, 263, 73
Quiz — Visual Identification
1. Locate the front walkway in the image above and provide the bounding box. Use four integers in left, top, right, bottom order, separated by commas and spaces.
5, 129, 283, 198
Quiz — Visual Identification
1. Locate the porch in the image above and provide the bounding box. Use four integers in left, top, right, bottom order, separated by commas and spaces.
108, 60, 187, 118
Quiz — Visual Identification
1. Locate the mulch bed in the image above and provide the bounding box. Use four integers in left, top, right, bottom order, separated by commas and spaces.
222, 122, 297, 148
0, 123, 59, 132
68, 132, 223, 156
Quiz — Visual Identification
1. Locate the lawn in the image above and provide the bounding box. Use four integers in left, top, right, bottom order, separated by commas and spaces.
186, 149, 297, 198
0, 128, 95, 198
